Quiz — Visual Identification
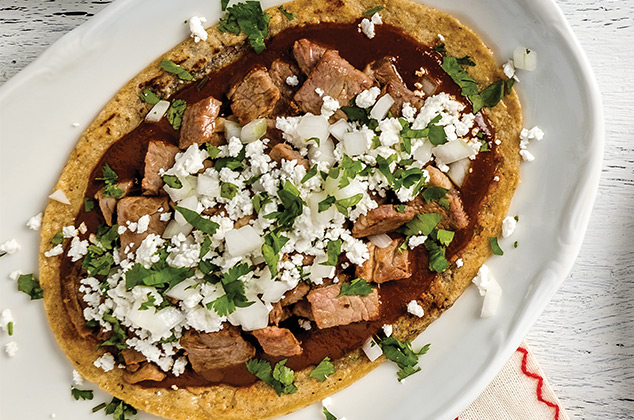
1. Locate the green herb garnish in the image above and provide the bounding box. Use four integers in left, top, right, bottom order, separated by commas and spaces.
161, 174, 182, 189
338, 278, 374, 297
323, 407, 338, 420
92, 397, 137, 420
84, 197, 95, 212
379, 336, 430, 381
262, 232, 290, 277
219, 1, 271, 54
51, 231, 64, 245
139, 293, 156, 310
246, 358, 298, 395
138, 88, 160, 105
363, 5, 384, 16
17, 274, 43, 300
490, 237, 504, 256
301, 164, 318, 183
71, 386, 94, 401
175, 206, 219, 235
207, 263, 254, 316
220, 182, 238, 199
278, 5, 294, 20
160, 59, 194, 81
320, 239, 342, 267
96, 164, 123, 199
310, 357, 335, 382
166, 99, 187, 130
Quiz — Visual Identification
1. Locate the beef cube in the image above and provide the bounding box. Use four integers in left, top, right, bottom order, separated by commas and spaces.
292, 39, 327, 75
179, 96, 222, 149
123, 362, 166, 384
294, 50, 374, 115
117, 196, 170, 256
279, 282, 310, 306
291, 299, 314, 320
252, 326, 302, 357
180, 327, 255, 372
365, 57, 423, 115
356, 239, 411, 284
412, 166, 469, 230
269, 302, 290, 326
352, 204, 417, 238
94, 179, 134, 226
141, 141, 179, 195
228, 68, 281, 125
269, 59, 302, 116
269, 143, 310, 170
307, 284, 379, 329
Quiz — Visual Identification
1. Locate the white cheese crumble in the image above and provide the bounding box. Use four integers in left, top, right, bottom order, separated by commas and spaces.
382, 324, 393, 337
45, 244, 64, 258
285, 75, 299, 86
359, 18, 375, 39
355, 86, 381, 108
472, 264, 491, 296
72, 122, 80, 127
49, 189, 71, 205
321, 95, 340, 117
0, 309, 14, 333
0, 239, 21, 255
94, 352, 116, 372
188, 16, 208, 43
456, 258, 464, 268
26, 212, 43, 230
62, 225, 78, 238
408, 235, 427, 249
502, 59, 516, 79
5, 341, 18, 357
136, 214, 151, 234
72, 369, 84, 386
8, 270, 22, 281
502, 216, 517, 238
67, 236, 89, 262
407, 300, 425, 317
518, 126, 544, 161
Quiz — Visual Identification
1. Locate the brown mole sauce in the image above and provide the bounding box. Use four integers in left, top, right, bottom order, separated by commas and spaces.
61, 22, 498, 388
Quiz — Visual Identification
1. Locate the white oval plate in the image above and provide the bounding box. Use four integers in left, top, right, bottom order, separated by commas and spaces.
0, 0, 603, 419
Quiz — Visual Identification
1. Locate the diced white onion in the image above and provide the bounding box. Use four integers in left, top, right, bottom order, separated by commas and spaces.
174, 195, 199, 226
128, 306, 184, 339
145, 100, 170, 123
513, 46, 537, 71
241, 118, 267, 143
362, 337, 383, 361
227, 298, 270, 331
335, 179, 365, 201
164, 175, 197, 202
165, 278, 199, 301
368, 233, 392, 249
342, 131, 370, 156
370, 94, 394, 121
225, 225, 263, 257
413, 140, 433, 165
432, 140, 476, 164
309, 254, 335, 284
480, 276, 502, 318
328, 119, 350, 142
447, 158, 471, 188
224, 119, 242, 141
162, 219, 193, 239
297, 114, 330, 144
196, 173, 221, 197
49, 189, 71, 205
420, 76, 438, 96
307, 191, 336, 226
308, 137, 336, 167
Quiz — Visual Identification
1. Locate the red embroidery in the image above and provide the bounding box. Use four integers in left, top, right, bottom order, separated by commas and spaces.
516, 347, 561, 420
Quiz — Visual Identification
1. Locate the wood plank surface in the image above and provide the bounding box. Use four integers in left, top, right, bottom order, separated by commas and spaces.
1, 1, 632, 419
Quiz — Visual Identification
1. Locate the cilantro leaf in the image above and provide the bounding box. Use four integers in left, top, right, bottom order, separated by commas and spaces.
480, 80, 506, 109
379, 336, 430, 381
334, 193, 363, 216
398, 213, 442, 237
96, 164, 123, 199
278, 5, 294, 20
265, 181, 304, 228
175, 206, 219, 235
302, 164, 318, 183
490, 236, 504, 256
436, 229, 455, 246
219, 1, 271, 54
456, 55, 476, 66
51, 231, 64, 245
162, 174, 182, 189
84, 197, 95, 212
208, 263, 254, 316
206, 143, 221, 159
7, 321, 13, 336
262, 232, 290, 277
421, 186, 448, 203
221, 0, 230, 11
166, 99, 187, 130
92, 397, 137, 420
323, 407, 338, 420
246, 358, 298, 396
309, 357, 335, 382
160, 59, 194, 81
71, 386, 94, 401
199, 234, 212, 259
441, 56, 483, 113
395, 204, 406, 213
139, 293, 156, 310
424, 239, 449, 273
17, 274, 43, 300
99, 312, 128, 350
338, 278, 374, 297
320, 239, 342, 267
363, 5, 384, 16
125, 263, 194, 291
138, 88, 160, 105
252, 192, 272, 213
318, 195, 336, 213
220, 182, 238, 199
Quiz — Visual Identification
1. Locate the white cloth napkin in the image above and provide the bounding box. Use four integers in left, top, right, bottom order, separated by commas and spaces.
459, 342, 570, 420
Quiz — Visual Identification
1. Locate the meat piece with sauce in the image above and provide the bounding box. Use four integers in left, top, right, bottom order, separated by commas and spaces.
351, 204, 417, 238
269, 59, 302, 115
123, 362, 166, 384
141, 140, 179, 195
280, 282, 310, 306
94, 179, 134, 226
252, 326, 302, 357
292, 39, 327, 75
412, 166, 469, 230
365, 57, 423, 114
294, 50, 374, 115
179, 96, 222, 149
228, 67, 281, 125
356, 239, 411, 284
180, 327, 255, 372
117, 196, 170, 255
307, 283, 379, 329
269, 143, 310, 170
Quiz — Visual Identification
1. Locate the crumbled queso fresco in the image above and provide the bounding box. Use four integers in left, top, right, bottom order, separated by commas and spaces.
51, 84, 496, 374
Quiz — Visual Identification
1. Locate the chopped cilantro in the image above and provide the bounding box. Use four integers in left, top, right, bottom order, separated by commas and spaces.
160, 59, 194, 81
264, 181, 304, 229
166, 99, 187, 130
363, 5, 384, 16
221, 0, 230, 11
318, 195, 336, 213
421, 186, 448, 203
214, 145, 246, 172
219, 1, 271, 53
84, 197, 95, 212
99, 312, 128, 350
323, 407, 338, 420
320, 239, 342, 267
424, 239, 449, 273
51, 231, 64, 245
436, 229, 455, 246
208, 263, 254, 316
17, 274, 43, 300
246, 358, 297, 395
71, 386, 94, 401
310, 357, 335, 382
480, 139, 490, 152
490, 236, 504, 256
96, 164, 123, 199
379, 336, 430, 381
206, 143, 221, 159
432, 42, 446, 53
161, 174, 182, 189
514, 240, 519, 248
334, 193, 363, 216
456, 55, 476, 66
196, 75, 209, 91
7, 321, 13, 336
262, 232, 289, 277
139, 293, 156, 310
92, 397, 137, 420
220, 182, 238, 199
175, 206, 219, 235
138, 88, 160, 105
514, 214, 519, 222
199, 235, 212, 259
245, 174, 262, 186
125, 263, 194, 291
278, 5, 294, 20
338, 278, 374, 297
441, 56, 483, 112
252, 192, 272, 213
398, 213, 442, 237
480, 79, 507, 109
301, 164, 318, 183
395, 204, 406, 213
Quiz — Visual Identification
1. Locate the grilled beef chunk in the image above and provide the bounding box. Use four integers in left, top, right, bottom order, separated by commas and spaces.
292, 39, 327, 75
180, 327, 255, 372
269, 59, 302, 115
117, 196, 170, 255
352, 204, 417, 238
228, 68, 281, 125
141, 141, 179, 195
269, 302, 290, 326
280, 282, 310, 306
294, 49, 374, 115
94, 179, 134, 226
307, 284, 380, 329
252, 326, 302, 357
123, 362, 166, 384
356, 239, 411, 284
412, 166, 469, 230
291, 299, 314, 320
121, 348, 147, 366
269, 143, 310, 170
179, 96, 222, 149
365, 57, 423, 114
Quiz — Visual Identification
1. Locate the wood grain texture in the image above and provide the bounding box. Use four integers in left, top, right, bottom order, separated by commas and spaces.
1, 0, 633, 419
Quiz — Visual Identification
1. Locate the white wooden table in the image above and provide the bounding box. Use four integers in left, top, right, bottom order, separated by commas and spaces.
1, 1, 632, 418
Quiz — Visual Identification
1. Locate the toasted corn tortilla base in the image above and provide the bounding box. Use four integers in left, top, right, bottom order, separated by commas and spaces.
39, 0, 522, 418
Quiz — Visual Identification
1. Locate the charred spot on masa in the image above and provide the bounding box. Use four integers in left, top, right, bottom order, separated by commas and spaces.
106, 127, 112, 135
190, 57, 209, 72
99, 113, 116, 127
